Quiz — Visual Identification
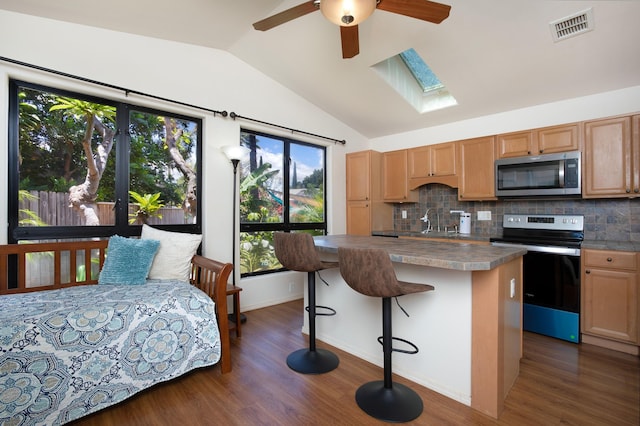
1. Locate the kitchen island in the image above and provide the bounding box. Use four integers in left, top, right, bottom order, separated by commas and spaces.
308, 235, 526, 419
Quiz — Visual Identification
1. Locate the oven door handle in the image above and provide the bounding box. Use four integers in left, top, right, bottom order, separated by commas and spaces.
491, 241, 580, 256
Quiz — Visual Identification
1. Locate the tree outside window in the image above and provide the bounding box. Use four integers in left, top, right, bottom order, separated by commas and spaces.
9, 80, 202, 242
239, 130, 327, 276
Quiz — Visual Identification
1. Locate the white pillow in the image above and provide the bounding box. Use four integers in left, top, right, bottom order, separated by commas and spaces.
140, 224, 202, 282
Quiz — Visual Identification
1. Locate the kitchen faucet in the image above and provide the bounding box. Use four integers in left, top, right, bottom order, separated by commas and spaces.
420, 209, 431, 233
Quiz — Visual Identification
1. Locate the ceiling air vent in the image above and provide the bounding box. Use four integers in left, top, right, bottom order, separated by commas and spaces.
549, 8, 594, 42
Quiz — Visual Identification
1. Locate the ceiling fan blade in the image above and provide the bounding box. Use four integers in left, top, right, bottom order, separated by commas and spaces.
253, 1, 319, 31
377, 0, 451, 24
340, 26, 359, 59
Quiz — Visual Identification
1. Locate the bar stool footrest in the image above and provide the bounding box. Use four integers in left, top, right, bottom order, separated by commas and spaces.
355, 380, 423, 422
377, 336, 419, 355
286, 348, 339, 374
305, 305, 337, 317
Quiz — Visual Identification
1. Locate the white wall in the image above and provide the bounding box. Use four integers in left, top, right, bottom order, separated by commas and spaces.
371, 85, 640, 150
0, 10, 369, 310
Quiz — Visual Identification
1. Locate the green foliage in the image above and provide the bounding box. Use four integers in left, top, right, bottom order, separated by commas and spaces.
18, 92, 41, 132
301, 168, 323, 188
128, 191, 164, 224
239, 163, 281, 224
49, 96, 116, 122
127, 112, 194, 206
290, 186, 325, 223
239, 232, 281, 274
18, 190, 46, 227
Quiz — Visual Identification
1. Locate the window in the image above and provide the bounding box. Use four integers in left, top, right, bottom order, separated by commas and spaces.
372, 48, 457, 114
8, 80, 202, 243
239, 129, 327, 276
399, 48, 445, 94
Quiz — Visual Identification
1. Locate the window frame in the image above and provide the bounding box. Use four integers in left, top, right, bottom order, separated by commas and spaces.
239, 128, 328, 277
7, 79, 203, 243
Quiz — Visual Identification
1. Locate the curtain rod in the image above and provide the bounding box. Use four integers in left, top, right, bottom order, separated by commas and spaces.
0, 56, 228, 117
229, 112, 346, 145
1, 56, 347, 145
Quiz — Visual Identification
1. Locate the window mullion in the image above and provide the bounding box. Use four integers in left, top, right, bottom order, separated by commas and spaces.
283, 142, 291, 226
114, 103, 131, 235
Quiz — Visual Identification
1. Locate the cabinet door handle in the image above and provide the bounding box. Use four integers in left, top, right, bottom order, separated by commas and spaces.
585, 269, 591, 274
607, 257, 613, 262
539, 149, 544, 154
635, 188, 639, 193
626, 188, 631, 193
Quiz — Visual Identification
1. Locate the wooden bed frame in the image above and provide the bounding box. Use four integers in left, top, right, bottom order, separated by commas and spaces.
0, 240, 233, 373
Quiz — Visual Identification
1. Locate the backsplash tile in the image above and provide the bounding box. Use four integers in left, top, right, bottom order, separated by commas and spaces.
393, 184, 640, 242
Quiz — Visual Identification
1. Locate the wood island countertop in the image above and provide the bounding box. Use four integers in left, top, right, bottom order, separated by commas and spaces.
314, 235, 526, 271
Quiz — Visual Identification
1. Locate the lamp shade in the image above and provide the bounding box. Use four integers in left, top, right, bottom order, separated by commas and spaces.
320, 0, 377, 26
221, 145, 250, 161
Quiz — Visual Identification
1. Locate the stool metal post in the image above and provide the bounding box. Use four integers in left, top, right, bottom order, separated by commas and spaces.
354, 297, 423, 423
285, 270, 339, 374
307, 271, 317, 353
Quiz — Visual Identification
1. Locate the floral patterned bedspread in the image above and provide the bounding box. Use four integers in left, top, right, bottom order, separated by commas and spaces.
0, 281, 221, 425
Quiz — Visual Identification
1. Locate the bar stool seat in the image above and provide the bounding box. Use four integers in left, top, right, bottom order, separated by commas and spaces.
274, 232, 339, 374
338, 246, 434, 423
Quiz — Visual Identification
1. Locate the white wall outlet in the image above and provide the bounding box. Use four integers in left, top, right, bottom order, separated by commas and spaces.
510, 278, 516, 298
477, 211, 492, 221
401, 210, 407, 219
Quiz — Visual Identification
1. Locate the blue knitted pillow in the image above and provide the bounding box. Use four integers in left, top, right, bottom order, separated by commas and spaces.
98, 235, 160, 285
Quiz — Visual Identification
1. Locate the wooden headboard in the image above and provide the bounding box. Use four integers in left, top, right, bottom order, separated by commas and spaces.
0, 240, 109, 293
0, 240, 232, 373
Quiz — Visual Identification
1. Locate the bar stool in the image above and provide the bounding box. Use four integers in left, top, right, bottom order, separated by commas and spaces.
273, 232, 339, 374
338, 247, 434, 423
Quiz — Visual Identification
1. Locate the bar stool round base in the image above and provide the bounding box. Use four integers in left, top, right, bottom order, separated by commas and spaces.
286, 348, 339, 374
355, 381, 423, 422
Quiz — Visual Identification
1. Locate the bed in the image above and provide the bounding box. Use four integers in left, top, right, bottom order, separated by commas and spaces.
0, 236, 232, 425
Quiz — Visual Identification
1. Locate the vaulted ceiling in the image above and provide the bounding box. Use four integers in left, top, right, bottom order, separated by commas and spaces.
1, 0, 639, 138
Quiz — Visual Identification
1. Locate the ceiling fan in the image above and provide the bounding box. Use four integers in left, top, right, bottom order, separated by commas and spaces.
253, 0, 451, 59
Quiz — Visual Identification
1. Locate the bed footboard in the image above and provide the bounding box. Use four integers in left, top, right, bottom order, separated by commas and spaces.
190, 255, 233, 373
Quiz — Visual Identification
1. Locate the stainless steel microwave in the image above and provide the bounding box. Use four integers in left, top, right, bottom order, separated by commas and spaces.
495, 151, 581, 197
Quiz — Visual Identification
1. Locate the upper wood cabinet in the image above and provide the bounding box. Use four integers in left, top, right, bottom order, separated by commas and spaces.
496, 123, 581, 158
382, 150, 418, 202
583, 115, 639, 198
346, 150, 392, 235
346, 150, 373, 201
458, 136, 496, 200
407, 142, 458, 189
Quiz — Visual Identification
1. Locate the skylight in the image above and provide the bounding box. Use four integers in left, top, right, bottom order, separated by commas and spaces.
399, 48, 444, 93
372, 48, 457, 114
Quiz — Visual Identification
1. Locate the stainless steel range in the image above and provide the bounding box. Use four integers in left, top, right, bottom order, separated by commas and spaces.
491, 214, 584, 343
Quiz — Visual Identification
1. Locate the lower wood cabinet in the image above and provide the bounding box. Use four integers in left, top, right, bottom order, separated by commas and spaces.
582, 249, 639, 353
346, 201, 371, 236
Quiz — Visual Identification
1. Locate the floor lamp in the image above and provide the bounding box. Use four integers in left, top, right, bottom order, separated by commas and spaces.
221, 145, 249, 323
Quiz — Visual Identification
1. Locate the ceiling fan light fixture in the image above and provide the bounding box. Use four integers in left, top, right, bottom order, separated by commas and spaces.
320, 0, 377, 26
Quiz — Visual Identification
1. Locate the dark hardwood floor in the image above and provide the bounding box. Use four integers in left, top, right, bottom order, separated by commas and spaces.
72, 299, 640, 425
